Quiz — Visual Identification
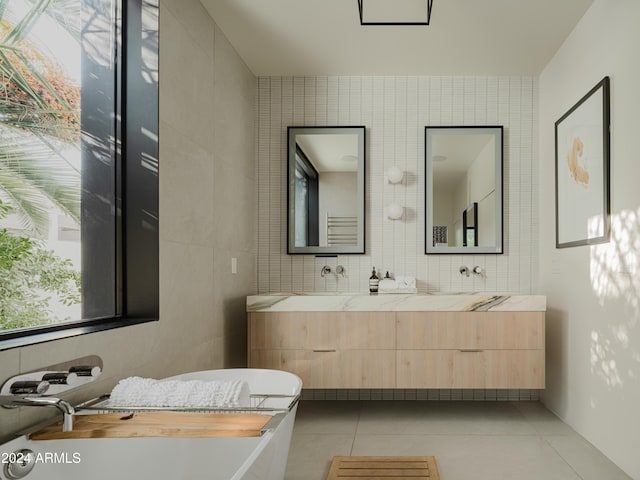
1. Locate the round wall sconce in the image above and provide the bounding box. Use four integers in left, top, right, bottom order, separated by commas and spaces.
387, 203, 404, 220
386, 166, 404, 184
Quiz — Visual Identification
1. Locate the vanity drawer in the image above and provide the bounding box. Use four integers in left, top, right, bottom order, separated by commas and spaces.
249, 312, 396, 350
396, 349, 545, 389
396, 311, 545, 350
310, 349, 395, 388
249, 349, 395, 389
249, 349, 314, 387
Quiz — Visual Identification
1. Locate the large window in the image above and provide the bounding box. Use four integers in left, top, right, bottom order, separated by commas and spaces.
0, 0, 159, 350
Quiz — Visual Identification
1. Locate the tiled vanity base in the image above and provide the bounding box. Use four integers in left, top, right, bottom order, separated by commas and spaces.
300, 389, 540, 402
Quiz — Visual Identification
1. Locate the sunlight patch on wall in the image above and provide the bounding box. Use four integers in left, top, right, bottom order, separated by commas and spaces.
588, 208, 640, 391
590, 209, 640, 318
590, 330, 623, 389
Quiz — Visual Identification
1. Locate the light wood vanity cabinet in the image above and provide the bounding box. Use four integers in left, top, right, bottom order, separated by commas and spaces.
248, 310, 544, 389
248, 312, 396, 388
396, 312, 545, 389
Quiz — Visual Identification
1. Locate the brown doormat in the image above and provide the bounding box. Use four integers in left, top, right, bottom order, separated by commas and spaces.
327, 456, 440, 479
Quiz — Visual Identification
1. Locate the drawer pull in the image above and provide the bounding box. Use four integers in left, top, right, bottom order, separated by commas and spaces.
313, 348, 337, 353
459, 349, 483, 353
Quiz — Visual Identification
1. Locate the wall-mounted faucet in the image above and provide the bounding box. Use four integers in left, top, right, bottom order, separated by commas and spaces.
321, 265, 345, 277
459, 266, 470, 277
0, 395, 75, 432
472, 266, 484, 276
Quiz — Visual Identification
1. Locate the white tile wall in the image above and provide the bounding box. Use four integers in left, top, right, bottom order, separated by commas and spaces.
256, 76, 537, 294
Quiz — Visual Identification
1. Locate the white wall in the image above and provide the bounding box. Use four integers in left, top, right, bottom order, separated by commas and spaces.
0, 0, 256, 441
468, 140, 496, 247
433, 187, 454, 243
452, 175, 468, 246
538, 1, 640, 478
467, 140, 495, 208
318, 172, 358, 246
256, 76, 538, 294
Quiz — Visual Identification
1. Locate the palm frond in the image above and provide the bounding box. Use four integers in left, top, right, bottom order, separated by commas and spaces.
25, 0, 81, 41
13, 49, 76, 112
0, 0, 81, 234
0, 46, 78, 115
0, 166, 51, 237
1, 0, 81, 121
0, 45, 80, 144
3, 0, 52, 45
0, 198, 11, 219
0, 0, 8, 20
0, 49, 48, 110
0, 128, 80, 224
0, 100, 78, 141
0, 93, 80, 175
32, 131, 80, 174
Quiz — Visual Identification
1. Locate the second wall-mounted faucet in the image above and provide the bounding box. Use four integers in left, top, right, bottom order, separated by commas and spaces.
459, 266, 484, 277
321, 265, 345, 277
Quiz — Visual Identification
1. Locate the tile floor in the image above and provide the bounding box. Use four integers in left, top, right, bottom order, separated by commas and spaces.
284, 400, 631, 480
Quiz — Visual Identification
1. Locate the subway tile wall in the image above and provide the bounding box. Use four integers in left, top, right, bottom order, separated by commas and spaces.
256, 76, 538, 294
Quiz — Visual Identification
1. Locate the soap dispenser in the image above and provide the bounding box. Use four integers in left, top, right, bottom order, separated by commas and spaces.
369, 267, 379, 293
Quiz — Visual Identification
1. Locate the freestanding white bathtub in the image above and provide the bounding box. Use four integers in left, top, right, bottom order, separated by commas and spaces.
1, 369, 302, 480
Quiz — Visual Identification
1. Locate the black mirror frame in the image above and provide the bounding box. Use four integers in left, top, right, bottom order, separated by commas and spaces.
286, 126, 366, 255
425, 125, 504, 255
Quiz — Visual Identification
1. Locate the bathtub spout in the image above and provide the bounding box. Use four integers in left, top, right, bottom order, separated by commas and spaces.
0, 395, 75, 432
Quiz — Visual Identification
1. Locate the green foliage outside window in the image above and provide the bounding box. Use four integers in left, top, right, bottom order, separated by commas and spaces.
0, 200, 80, 330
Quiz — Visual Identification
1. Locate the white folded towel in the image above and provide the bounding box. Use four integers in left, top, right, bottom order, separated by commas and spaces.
396, 276, 416, 289
108, 376, 251, 408
378, 278, 398, 291
378, 275, 417, 294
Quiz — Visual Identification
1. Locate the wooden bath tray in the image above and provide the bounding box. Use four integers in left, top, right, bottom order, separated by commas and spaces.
30, 412, 271, 440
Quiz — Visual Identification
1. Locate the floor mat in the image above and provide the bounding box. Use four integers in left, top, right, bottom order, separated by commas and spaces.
327, 456, 440, 479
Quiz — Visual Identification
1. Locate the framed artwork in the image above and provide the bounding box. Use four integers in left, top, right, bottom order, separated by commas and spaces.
555, 77, 610, 248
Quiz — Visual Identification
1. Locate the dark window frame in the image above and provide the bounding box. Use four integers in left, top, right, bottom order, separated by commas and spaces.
0, 0, 159, 351
463, 202, 478, 247
294, 146, 319, 247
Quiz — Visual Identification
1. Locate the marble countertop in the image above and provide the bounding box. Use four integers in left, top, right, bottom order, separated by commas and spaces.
246, 293, 546, 312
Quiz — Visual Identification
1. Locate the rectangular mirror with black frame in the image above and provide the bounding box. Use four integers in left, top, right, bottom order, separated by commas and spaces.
425, 126, 503, 254
287, 126, 366, 255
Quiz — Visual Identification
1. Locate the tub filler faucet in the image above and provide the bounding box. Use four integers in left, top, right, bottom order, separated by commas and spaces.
0, 393, 76, 432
